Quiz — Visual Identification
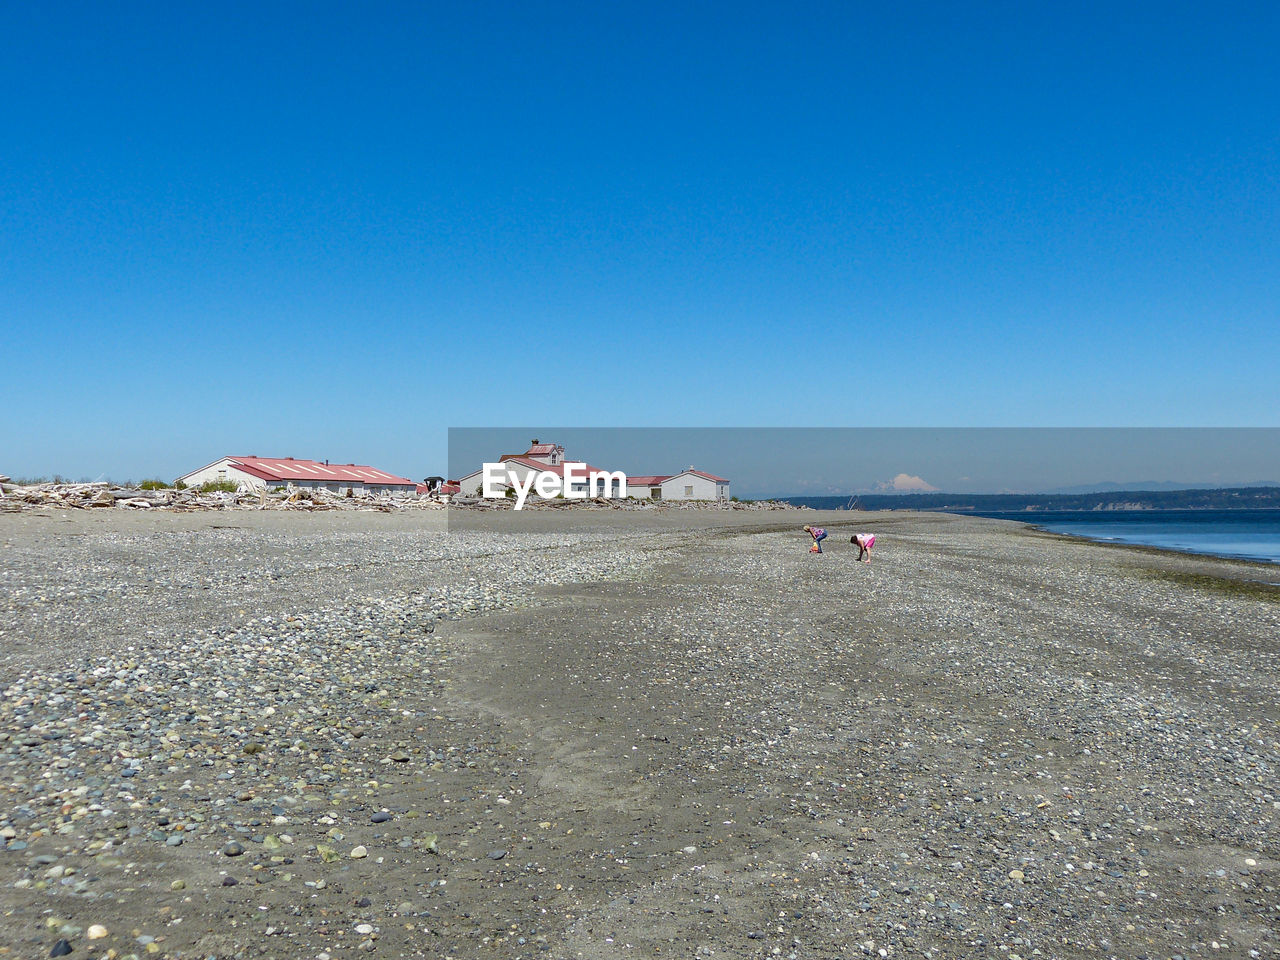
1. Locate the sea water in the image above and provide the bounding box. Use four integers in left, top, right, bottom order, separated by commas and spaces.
972, 509, 1280, 565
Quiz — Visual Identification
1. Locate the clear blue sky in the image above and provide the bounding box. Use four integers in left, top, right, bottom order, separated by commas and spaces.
3, 1, 1277, 482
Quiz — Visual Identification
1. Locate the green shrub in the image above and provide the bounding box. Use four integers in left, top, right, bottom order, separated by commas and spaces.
196, 479, 240, 493
139, 479, 171, 490
174, 479, 187, 490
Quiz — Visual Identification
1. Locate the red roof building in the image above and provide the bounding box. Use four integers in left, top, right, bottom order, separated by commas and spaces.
177, 456, 415, 492
455, 441, 731, 502
624, 475, 671, 487
497, 455, 615, 478
625, 468, 730, 501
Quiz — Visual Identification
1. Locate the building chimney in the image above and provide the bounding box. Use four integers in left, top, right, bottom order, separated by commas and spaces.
532, 438, 539, 445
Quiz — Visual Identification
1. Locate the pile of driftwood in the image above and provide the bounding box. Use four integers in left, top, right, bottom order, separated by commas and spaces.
447, 496, 624, 511
0, 476, 799, 514
446, 496, 799, 511
0, 477, 449, 514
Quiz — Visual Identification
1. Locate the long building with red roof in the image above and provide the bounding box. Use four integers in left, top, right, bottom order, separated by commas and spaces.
177, 456, 416, 495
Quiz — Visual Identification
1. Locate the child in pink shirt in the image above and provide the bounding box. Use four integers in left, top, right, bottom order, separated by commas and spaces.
803, 525, 828, 553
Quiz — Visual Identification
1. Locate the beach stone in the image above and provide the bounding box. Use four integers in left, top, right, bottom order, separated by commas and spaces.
222, 841, 245, 857
316, 844, 339, 863
49, 940, 73, 957
87, 924, 109, 939
3, 504, 1278, 960
349, 845, 368, 859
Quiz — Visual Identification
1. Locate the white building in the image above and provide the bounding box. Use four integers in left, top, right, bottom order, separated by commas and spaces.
518, 441, 563, 466
177, 456, 416, 495
624, 475, 668, 499
455, 440, 568, 495
456, 441, 730, 502
661, 469, 730, 501
456, 454, 620, 498
627, 469, 730, 501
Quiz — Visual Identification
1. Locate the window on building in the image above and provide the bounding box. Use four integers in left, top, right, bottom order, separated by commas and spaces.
684, 485, 694, 496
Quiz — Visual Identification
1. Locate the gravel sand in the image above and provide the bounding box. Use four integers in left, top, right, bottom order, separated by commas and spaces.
1, 508, 1277, 959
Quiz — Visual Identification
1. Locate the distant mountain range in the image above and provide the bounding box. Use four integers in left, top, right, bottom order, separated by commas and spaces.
775, 485, 1280, 513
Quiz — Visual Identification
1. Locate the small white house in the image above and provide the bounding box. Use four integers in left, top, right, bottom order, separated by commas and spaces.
627, 469, 729, 501
177, 456, 416, 495
658, 469, 730, 501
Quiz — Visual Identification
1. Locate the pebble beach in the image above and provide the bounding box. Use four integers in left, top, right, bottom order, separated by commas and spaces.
1, 508, 1277, 960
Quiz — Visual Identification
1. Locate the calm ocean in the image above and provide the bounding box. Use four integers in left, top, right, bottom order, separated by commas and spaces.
970, 509, 1280, 565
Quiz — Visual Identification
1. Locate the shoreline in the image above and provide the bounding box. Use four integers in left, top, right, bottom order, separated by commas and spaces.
772, 501, 1280, 568
989, 514, 1280, 573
